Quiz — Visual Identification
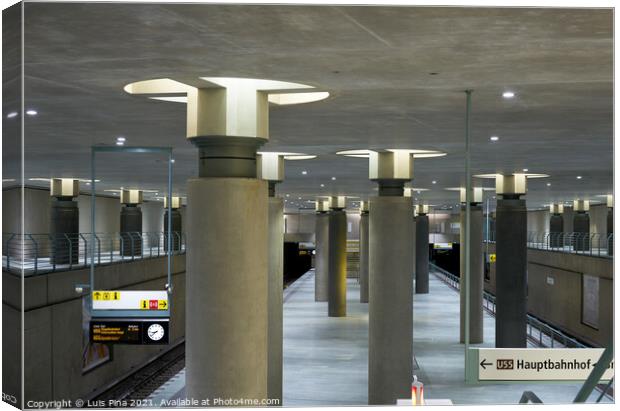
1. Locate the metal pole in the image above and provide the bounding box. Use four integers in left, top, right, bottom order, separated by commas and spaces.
90, 148, 96, 309
167, 151, 173, 293
573, 342, 614, 403
464, 89, 473, 379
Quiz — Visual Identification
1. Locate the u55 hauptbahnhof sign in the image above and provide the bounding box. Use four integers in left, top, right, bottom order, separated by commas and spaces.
476, 348, 614, 381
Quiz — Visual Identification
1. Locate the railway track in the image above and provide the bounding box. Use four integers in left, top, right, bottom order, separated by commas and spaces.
89, 341, 185, 406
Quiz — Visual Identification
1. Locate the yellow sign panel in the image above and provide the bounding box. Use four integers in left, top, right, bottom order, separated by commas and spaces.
140, 299, 168, 310
92, 291, 120, 301
489, 254, 496, 262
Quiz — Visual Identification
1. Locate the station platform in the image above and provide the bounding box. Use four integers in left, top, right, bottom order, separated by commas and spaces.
147, 268, 611, 406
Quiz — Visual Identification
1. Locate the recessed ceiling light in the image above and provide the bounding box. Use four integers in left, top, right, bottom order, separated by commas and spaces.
302, 170, 308, 175
546, 183, 551, 187
170, 159, 175, 163
577, 176, 582, 179
331, 177, 336, 181
116, 141, 124, 146
523, 168, 529, 172
25, 109, 38, 116
116, 136, 126, 142
490, 136, 499, 142
432, 180, 437, 184
286, 194, 290, 197
298, 197, 302, 200
502, 91, 515, 99
6, 112, 18, 118
320, 184, 325, 187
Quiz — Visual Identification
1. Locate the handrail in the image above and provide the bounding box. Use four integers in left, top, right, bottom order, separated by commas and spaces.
485, 230, 612, 259
573, 343, 614, 403
430, 263, 588, 349
2, 231, 186, 275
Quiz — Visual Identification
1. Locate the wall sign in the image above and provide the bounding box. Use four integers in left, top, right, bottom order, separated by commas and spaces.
477, 348, 613, 381
90, 318, 169, 345
92, 290, 168, 311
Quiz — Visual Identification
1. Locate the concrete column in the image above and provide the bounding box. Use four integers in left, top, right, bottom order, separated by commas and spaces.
120, 190, 143, 257
368, 197, 413, 404
186, 177, 268, 401
123, 76, 323, 404
267, 197, 284, 403
164, 196, 183, 251
257, 151, 312, 404
459, 204, 484, 344
495, 174, 527, 348
359, 201, 369, 303
607, 195, 613, 256
415, 209, 429, 294
549, 204, 564, 248
314, 198, 330, 302
49, 178, 80, 265
328, 196, 347, 317
573, 200, 590, 251
367, 150, 414, 405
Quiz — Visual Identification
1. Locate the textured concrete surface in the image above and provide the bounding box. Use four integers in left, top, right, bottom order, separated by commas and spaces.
368, 196, 413, 404
327, 210, 347, 317
314, 212, 329, 302
267, 197, 284, 402
459, 205, 484, 344
415, 214, 429, 294
358, 212, 369, 303
495, 198, 528, 347
186, 178, 268, 401
10, 4, 612, 209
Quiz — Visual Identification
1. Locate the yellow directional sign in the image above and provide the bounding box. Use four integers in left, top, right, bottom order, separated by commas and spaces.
93, 290, 121, 301
92, 290, 169, 311
139, 299, 167, 310
489, 253, 496, 263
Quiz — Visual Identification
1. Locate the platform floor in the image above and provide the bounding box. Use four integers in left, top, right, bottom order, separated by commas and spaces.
153, 268, 610, 406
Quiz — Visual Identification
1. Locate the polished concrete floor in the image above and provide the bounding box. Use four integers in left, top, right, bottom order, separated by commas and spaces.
155, 268, 610, 406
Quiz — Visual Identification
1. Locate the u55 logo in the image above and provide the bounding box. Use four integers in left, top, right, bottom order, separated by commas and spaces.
497, 359, 514, 370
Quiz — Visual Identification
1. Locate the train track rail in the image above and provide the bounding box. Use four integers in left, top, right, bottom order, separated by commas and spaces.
89, 341, 185, 406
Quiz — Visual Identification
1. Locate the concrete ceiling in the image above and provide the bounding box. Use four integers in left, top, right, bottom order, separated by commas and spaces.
2, 3, 613, 212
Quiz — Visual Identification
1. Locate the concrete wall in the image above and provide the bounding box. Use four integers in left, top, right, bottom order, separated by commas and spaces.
2, 186, 124, 234
2, 255, 186, 403
429, 212, 459, 243
527, 209, 549, 233
284, 212, 315, 235
283, 211, 361, 240
78, 193, 121, 234
589, 204, 608, 237
484, 243, 612, 347
2, 187, 51, 234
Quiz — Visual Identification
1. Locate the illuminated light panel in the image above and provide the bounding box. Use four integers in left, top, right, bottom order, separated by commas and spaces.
336, 149, 446, 158
257, 151, 316, 160
127, 77, 329, 106
474, 173, 549, 179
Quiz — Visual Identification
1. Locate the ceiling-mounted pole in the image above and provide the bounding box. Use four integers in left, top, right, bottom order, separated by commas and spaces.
464, 89, 473, 378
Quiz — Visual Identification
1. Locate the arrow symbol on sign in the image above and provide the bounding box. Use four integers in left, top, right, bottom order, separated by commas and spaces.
480, 359, 493, 370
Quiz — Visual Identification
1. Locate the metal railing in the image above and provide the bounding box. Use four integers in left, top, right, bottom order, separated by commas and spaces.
430, 263, 588, 349
485, 231, 613, 258
2, 231, 185, 276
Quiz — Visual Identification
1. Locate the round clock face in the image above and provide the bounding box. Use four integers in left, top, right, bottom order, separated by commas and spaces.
147, 323, 165, 341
